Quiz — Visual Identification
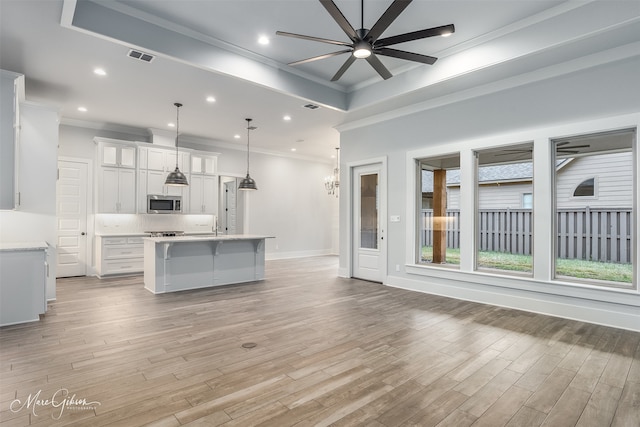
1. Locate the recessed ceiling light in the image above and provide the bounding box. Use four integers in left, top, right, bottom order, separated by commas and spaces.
291, 148, 297, 152
77, 106, 87, 112
206, 96, 216, 103
93, 68, 107, 76
258, 35, 269, 45
331, 154, 336, 159
168, 122, 175, 128
283, 115, 291, 121
234, 134, 241, 139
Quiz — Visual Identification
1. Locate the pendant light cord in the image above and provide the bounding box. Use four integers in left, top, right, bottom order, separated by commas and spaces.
361, 0, 364, 29
174, 102, 182, 169
246, 118, 252, 175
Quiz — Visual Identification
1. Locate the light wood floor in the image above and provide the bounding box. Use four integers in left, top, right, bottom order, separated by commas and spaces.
1, 256, 639, 426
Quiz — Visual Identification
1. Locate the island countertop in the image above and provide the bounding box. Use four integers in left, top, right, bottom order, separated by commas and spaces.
143, 234, 274, 243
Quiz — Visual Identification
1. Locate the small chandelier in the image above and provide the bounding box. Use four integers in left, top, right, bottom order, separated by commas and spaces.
165, 102, 189, 186
238, 118, 257, 191
325, 147, 339, 196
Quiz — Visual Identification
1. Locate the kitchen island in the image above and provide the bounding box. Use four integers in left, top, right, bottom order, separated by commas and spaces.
143, 234, 274, 294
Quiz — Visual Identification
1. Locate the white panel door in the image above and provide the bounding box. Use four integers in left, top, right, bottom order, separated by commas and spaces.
352, 164, 384, 282
57, 160, 88, 277
224, 180, 237, 234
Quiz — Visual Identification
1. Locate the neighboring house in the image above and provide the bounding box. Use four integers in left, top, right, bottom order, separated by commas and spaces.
422, 151, 632, 210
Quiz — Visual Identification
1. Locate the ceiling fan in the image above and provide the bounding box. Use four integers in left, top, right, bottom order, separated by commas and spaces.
276, 0, 455, 81
495, 142, 591, 159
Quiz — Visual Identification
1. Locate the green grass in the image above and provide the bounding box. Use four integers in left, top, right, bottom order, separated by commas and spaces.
421, 246, 632, 283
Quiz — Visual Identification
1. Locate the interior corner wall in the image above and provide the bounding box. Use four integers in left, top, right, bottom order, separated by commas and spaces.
338, 56, 640, 329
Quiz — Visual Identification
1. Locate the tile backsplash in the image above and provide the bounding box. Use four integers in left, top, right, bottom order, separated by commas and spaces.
96, 214, 216, 234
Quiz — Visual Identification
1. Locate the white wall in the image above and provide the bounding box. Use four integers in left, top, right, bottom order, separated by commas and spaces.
59, 124, 338, 262
339, 56, 640, 331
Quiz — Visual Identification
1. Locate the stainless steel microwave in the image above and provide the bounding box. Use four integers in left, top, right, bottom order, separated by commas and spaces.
147, 195, 181, 214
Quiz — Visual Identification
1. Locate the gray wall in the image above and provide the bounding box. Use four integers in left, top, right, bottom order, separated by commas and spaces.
338, 56, 640, 330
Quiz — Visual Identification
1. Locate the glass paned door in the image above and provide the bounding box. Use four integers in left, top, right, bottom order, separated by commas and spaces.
360, 173, 378, 249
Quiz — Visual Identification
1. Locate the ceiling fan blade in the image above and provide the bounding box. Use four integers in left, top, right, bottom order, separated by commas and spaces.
366, 54, 393, 80
367, 0, 413, 42
319, 0, 358, 41
275, 31, 351, 47
331, 55, 357, 81
288, 49, 352, 66
376, 24, 455, 47
375, 47, 437, 65
557, 150, 580, 154
559, 144, 590, 149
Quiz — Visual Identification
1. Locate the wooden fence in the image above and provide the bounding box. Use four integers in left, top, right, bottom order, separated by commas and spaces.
420, 208, 632, 263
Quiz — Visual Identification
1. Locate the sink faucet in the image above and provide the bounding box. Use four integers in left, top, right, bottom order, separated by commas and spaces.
213, 217, 220, 236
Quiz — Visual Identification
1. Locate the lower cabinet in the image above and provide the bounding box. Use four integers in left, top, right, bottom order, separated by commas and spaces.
95, 236, 144, 277
0, 246, 47, 326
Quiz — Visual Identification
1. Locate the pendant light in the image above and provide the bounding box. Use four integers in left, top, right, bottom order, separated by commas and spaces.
325, 147, 340, 196
165, 102, 189, 186
238, 118, 258, 191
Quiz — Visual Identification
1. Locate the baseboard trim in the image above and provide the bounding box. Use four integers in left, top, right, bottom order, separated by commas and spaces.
385, 275, 640, 332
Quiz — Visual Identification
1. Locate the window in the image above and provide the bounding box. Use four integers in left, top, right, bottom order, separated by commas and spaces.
418, 154, 460, 268
475, 143, 533, 274
553, 129, 635, 286
573, 178, 595, 197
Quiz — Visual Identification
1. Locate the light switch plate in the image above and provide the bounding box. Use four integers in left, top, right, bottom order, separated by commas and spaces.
390, 215, 401, 222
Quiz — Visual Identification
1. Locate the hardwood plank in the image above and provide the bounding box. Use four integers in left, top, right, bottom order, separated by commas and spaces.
0, 256, 638, 427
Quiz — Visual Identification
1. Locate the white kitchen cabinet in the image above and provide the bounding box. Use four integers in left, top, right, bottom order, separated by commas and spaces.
95, 235, 144, 277
189, 174, 218, 214
100, 141, 136, 168
98, 167, 136, 213
141, 146, 189, 172
191, 153, 218, 175
0, 70, 24, 210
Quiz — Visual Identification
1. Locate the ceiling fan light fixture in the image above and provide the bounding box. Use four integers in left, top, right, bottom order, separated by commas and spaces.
441, 31, 452, 37
353, 41, 371, 59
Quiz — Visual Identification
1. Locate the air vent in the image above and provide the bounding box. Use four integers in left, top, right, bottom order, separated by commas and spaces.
128, 49, 154, 63
303, 103, 319, 110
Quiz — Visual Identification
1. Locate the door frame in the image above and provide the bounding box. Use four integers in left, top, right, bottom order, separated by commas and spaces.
57, 156, 94, 276
346, 156, 387, 282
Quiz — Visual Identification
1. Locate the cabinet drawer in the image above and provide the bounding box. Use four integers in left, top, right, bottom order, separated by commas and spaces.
127, 237, 144, 244
103, 237, 128, 245
104, 245, 143, 259
103, 259, 143, 274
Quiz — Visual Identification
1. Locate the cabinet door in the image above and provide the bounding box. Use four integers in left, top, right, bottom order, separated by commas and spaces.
147, 148, 166, 171
191, 155, 203, 174
120, 146, 136, 168
202, 175, 218, 214
137, 170, 148, 213
147, 170, 166, 195
99, 167, 119, 213
203, 156, 216, 175
118, 169, 136, 213
189, 174, 204, 213
102, 145, 119, 167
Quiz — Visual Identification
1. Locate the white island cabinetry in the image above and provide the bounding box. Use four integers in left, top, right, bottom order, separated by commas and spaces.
144, 235, 273, 294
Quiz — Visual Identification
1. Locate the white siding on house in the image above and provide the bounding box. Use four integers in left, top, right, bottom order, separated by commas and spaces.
556, 152, 632, 209
448, 182, 533, 210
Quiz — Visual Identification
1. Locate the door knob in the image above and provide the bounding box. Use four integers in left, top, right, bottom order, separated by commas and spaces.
81, 232, 86, 236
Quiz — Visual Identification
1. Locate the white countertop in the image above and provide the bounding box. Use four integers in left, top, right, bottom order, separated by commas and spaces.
144, 234, 275, 243
96, 232, 220, 237
0, 241, 49, 251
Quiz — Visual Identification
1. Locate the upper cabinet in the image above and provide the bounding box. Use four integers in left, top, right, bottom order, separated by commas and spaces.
139, 146, 189, 173
191, 153, 218, 175
100, 141, 136, 168
95, 139, 139, 213
0, 71, 24, 210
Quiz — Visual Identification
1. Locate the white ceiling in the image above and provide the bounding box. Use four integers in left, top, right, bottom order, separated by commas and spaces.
1, 0, 638, 160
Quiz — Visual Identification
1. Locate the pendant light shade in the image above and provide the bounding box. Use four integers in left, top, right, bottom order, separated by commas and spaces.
165, 102, 189, 187
239, 118, 257, 191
